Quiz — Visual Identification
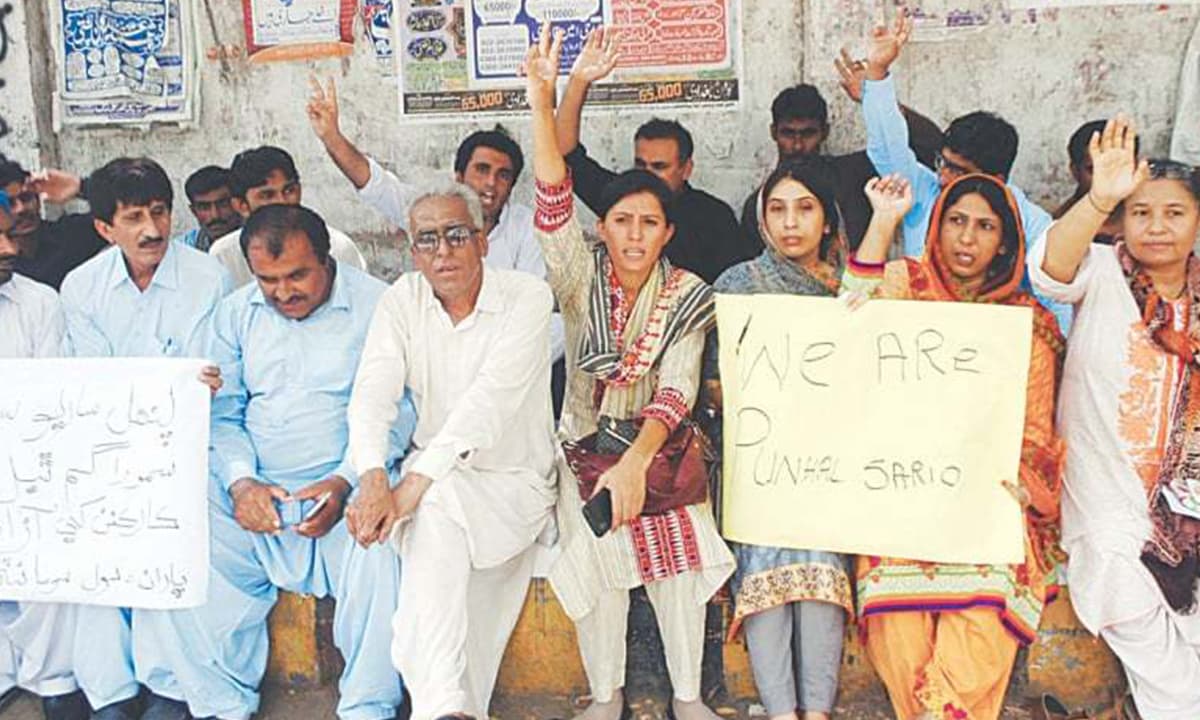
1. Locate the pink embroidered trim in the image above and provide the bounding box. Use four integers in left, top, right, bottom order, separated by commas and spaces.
534, 174, 574, 232
641, 387, 690, 431
629, 509, 702, 585
848, 253, 886, 278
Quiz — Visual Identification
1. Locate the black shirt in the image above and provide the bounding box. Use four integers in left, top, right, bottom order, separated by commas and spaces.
565, 144, 756, 285
14, 213, 109, 290
739, 110, 944, 253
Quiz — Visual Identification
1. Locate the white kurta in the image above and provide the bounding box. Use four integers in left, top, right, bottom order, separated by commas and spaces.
0, 274, 78, 699
347, 266, 557, 720
209, 225, 368, 288
1028, 238, 1200, 719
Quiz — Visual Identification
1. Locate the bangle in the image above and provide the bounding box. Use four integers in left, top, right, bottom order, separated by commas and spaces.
1086, 191, 1116, 216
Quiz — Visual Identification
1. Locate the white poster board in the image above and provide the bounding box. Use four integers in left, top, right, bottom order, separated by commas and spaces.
0, 359, 210, 608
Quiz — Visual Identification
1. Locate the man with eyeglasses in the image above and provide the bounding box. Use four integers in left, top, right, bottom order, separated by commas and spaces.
0, 159, 107, 290
738, 80, 941, 252
173, 166, 242, 252
858, 10, 1071, 331
347, 182, 556, 720
136, 203, 415, 720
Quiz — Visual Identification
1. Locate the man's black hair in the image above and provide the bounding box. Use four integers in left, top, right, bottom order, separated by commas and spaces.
89, 158, 174, 224
0, 159, 30, 188
597, 169, 674, 225
944, 112, 1019, 179
1067, 119, 1141, 169
770, 84, 829, 127
229, 146, 299, 199
239, 204, 331, 264
454, 125, 525, 181
185, 165, 232, 203
634, 119, 694, 163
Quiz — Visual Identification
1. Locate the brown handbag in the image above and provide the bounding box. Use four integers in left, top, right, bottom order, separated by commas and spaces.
563, 417, 711, 515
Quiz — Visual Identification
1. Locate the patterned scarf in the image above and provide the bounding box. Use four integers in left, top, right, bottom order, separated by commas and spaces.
1118, 242, 1200, 612
577, 246, 714, 388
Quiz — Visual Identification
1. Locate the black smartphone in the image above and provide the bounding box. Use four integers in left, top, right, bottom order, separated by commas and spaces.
582, 488, 613, 538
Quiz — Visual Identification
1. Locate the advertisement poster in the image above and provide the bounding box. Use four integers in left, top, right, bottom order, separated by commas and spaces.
242, 0, 356, 62
398, 0, 741, 118
51, 0, 197, 126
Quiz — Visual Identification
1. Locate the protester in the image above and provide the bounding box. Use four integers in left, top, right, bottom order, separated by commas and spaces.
1052, 119, 1134, 245
704, 163, 909, 720
133, 204, 413, 720
208, 146, 368, 287
347, 181, 557, 720
175, 165, 241, 251
306, 79, 566, 378
0, 160, 107, 290
0, 191, 88, 720
842, 172, 1065, 720
553, 28, 751, 284
527, 29, 734, 720
859, 10, 1071, 332
58, 157, 227, 720
1031, 116, 1200, 720
737, 78, 940, 250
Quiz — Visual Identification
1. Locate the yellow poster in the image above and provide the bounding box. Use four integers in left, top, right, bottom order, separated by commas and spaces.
717, 295, 1032, 565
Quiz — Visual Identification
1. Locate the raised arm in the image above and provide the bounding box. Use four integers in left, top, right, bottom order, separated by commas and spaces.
555, 27, 619, 156
528, 25, 567, 186
307, 76, 370, 189
1041, 116, 1148, 284
843, 175, 912, 297
861, 11, 926, 185
836, 45, 942, 169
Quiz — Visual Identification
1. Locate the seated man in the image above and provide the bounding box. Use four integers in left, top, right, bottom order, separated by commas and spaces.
174, 165, 242, 251
59, 157, 227, 720
860, 10, 1071, 331
739, 81, 941, 250
347, 183, 557, 720
307, 79, 565, 368
208, 146, 368, 286
136, 204, 415, 720
0, 160, 107, 289
0, 190, 88, 720
555, 28, 750, 283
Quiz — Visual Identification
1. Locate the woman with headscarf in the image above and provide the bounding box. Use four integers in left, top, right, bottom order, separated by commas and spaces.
1031, 116, 1200, 720
702, 160, 912, 720
524, 28, 734, 720
842, 170, 1066, 720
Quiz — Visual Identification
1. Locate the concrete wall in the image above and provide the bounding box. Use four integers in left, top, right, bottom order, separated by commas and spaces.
7, 2, 1197, 262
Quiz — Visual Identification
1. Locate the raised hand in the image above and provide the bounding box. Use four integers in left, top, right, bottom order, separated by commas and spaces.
523, 22, 563, 111
1088, 115, 1149, 211
834, 47, 867, 103
865, 8, 912, 81
26, 169, 81, 204
569, 26, 619, 84
306, 75, 341, 145
864, 174, 914, 221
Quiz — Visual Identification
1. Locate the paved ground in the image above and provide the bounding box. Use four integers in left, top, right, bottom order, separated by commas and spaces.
0, 687, 1040, 719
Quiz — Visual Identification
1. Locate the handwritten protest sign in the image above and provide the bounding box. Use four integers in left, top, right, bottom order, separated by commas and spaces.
0, 359, 210, 608
717, 295, 1031, 565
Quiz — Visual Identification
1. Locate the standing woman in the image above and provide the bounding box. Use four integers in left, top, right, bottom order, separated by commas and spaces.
702, 160, 911, 720
1031, 116, 1200, 719
844, 172, 1066, 720
525, 28, 734, 720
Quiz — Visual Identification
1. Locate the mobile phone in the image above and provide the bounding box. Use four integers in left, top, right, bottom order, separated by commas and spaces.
582, 488, 613, 538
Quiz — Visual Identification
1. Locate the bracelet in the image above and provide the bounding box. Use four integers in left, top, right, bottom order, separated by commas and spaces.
1086, 190, 1116, 216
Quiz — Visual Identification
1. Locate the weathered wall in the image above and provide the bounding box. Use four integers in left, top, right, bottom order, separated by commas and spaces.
2, 1, 43, 169
6, 2, 1197, 252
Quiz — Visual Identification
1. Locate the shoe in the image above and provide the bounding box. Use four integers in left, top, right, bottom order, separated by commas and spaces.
91, 696, 142, 720
138, 694, 190, 720
42, 690, 90, 720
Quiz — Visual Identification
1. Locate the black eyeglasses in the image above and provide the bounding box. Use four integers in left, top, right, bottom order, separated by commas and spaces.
934, 153, 974, 177
411, 224, 476, 254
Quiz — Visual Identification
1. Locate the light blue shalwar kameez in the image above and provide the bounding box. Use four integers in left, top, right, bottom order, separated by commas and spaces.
59, 241, 232, 710
135, 262, 417, 720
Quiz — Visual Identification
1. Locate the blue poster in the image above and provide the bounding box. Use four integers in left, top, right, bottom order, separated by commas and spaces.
466, 0, 604, 84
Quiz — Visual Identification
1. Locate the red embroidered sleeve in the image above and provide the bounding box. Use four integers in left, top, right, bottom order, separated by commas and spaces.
534, 173, 575, 232
641, 387, 690, 432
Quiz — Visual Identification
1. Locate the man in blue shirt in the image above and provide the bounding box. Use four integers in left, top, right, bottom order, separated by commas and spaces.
135, 205, 414, 720
859, 10, 1071, 332
173, 166, 241, 251
59, 157, 229, 720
